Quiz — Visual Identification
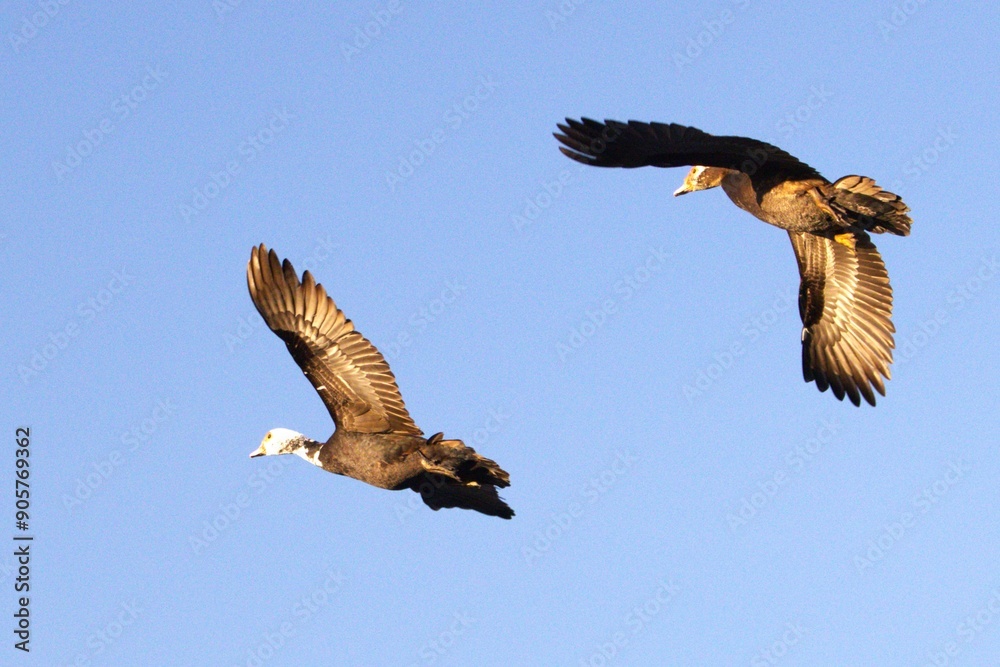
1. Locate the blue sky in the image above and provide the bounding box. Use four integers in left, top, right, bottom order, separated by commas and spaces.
3, 2, 999, 665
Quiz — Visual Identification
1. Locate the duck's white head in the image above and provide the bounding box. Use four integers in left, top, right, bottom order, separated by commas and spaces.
249, 428, 307, 458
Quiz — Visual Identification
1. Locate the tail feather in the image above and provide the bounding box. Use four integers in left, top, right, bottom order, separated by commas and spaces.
409, 433, 514, 519
830, 175, 912, 236
421, 433, 510, 487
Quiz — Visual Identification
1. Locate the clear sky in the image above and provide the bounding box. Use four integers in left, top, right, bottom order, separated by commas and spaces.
3, 2, 999, 665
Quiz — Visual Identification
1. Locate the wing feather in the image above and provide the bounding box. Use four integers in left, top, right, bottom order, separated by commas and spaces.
247, 244, 422, 436
788, 231, 895, 406
554, 118, 823, 180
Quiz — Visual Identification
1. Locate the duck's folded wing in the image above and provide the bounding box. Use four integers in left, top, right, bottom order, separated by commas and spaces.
555, 118, 822, 179
247, 244, 422, 436
789, 231, 895, 406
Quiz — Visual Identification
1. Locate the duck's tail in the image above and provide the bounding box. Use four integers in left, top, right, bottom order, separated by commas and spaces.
829, 175, 912, 236
409, 433, 514, 519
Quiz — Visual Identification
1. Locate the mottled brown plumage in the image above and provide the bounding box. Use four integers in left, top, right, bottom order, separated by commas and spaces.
247, 244, 513, 518
555, 118, 912, 406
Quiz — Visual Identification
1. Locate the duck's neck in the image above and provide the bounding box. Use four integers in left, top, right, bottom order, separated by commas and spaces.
292, 437, 326, 467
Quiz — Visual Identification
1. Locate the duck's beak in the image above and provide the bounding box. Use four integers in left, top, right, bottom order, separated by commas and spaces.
673, 183, 692, 197
249, 444, 266, 458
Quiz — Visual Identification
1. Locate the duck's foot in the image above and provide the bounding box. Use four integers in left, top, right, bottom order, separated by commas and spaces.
834, 232, 856, 251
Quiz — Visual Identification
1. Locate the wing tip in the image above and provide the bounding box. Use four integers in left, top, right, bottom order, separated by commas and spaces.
804, 362, 884, 407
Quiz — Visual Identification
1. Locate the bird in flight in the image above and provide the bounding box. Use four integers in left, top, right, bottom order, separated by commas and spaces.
246, 244, 513, 518
555, 118, 911, 406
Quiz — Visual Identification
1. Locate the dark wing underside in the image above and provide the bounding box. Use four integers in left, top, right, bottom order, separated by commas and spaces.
247, 244, 422, 436
788, 230, 895, 406
554, 118, 823, 180
413, 473, 514, 520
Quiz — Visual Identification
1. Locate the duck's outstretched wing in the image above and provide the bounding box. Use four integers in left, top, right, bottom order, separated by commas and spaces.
247, 244, 422, 436
555, 118, 822, 180
788, 230, 895, 406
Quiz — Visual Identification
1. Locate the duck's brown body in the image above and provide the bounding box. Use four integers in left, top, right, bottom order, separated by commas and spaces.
721, 173, 833, 232
314, 430, 506, 491
305, 430, 512, 517
305, 431, 422, 489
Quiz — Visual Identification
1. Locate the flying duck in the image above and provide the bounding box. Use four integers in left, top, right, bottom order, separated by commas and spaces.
555, 118, 911, 406
246, 244, 513, 518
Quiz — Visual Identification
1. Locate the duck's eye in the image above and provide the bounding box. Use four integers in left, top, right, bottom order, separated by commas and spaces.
266, 433, 272, 440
